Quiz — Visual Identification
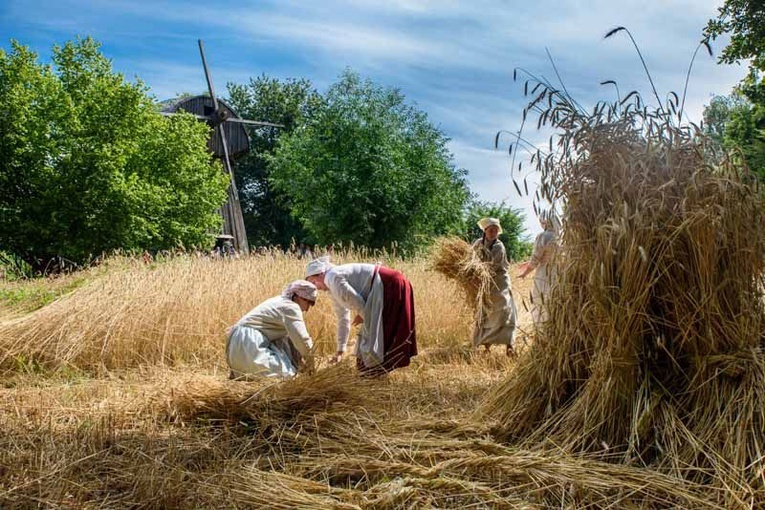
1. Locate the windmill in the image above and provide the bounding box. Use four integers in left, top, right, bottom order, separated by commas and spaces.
161, 39, 283, 255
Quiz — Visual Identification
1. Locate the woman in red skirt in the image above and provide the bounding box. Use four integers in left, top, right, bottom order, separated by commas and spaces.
305, 256, 417, 376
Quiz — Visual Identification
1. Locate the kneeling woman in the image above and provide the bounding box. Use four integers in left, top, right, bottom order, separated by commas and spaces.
226, 280, 318, 379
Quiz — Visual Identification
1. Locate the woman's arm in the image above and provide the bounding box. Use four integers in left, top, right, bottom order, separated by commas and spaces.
332, 298, 352, 356
282, 305, 314, 356
491, 241, 509, 270
518, 233, 546, 278
330, 276, 366, 316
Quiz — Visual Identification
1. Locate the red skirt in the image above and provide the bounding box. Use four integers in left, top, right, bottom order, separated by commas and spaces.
356, 266, 417, 376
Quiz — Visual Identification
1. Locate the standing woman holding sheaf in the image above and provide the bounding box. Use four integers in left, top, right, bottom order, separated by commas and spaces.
472, 217, 518, 356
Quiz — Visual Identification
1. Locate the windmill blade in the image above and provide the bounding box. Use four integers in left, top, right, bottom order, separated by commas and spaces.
198, 39, 220, 111
225, 117, 285, 128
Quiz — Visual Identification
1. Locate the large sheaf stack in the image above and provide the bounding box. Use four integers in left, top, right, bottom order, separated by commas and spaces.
483, 101, 765, 504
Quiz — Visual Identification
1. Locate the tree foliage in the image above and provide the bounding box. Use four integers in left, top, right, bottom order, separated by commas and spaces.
0, 38, 228, 267
705, 0, 765, 85
226, 76, 322, 248
703, 93, 745, 150
463, 200, 531, 261
723, 100, 765, 178
704, 2, 765, 178
267, 70, 471, 252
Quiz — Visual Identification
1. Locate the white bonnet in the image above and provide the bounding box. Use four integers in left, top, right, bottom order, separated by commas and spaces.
477, 217, 503, 234
305, 256, 334, 278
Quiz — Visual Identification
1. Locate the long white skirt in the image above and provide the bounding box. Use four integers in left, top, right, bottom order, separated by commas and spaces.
531, 263, 556, 324
473, 272, 517, 347
226, 325, 297, 378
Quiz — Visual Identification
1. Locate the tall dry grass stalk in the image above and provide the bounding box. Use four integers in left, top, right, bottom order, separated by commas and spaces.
483, 82, 765, 506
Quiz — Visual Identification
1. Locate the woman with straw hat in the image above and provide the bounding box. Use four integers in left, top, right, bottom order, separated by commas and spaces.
305, 256, 417, 376
226, 280, 318, 379
472, 217, 518, 356
518, 212, 560, 324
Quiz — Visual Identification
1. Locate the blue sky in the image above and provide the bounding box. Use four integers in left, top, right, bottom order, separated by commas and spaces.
0, 0, 747, 236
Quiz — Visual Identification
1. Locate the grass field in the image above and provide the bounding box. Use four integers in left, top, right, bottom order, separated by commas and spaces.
1, 247, 760, 508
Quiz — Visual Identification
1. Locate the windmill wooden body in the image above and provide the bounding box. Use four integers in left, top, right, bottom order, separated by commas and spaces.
161, 40, 282, 255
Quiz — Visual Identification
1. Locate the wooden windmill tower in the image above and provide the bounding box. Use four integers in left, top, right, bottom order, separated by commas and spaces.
161, 40, 282, 255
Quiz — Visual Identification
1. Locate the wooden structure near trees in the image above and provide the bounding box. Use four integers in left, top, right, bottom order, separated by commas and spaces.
162, 95, 250, 253
161, 40, 283, 255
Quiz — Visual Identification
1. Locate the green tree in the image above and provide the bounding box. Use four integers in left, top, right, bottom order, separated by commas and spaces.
704, 2, 765, 178
226, 76, 322, 248
267, 70, 471, 252
463, 201, 531, 261
0, 37, 228, 267
702, 91, 765, 177
705, 0, 765, 99
724, 99, 765, 177
703, 93, 745, 150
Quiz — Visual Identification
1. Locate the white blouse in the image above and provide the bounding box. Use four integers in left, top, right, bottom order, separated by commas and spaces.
236, 296, 314, 358
325, 263, 378, 352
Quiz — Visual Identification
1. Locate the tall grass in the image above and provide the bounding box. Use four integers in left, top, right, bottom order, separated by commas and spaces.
0, 251, 494, 373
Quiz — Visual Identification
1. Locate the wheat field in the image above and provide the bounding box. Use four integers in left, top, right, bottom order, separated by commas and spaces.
2, 252, 599, 509
1, 244, 756, 508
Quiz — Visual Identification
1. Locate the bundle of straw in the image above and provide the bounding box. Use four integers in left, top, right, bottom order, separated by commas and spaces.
430, 237, 493, 311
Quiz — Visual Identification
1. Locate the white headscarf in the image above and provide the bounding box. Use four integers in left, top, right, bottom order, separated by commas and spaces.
305, 256, 334, 278
281, 280, 318, 302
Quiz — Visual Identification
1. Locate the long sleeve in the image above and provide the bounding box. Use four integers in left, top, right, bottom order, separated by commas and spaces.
491, 241, 509, 270
324, 264, 376, 353
328, 275, 366, 315
530, 231, 555, 269
281, 304, 314, 357
474, 239, 508, 272
332, 297, 352, 352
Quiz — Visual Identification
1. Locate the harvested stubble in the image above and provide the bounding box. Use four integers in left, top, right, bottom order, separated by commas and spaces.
0, 365, 720, 509
430, 236, 494, 311
482, 90, 765, 506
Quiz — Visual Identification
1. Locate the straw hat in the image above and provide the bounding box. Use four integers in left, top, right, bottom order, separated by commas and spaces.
477, 217, 503, 234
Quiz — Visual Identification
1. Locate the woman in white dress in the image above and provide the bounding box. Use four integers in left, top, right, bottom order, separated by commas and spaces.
226, 280, 318, 379
472, 217, 518, 356
518, 213, 560, 324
